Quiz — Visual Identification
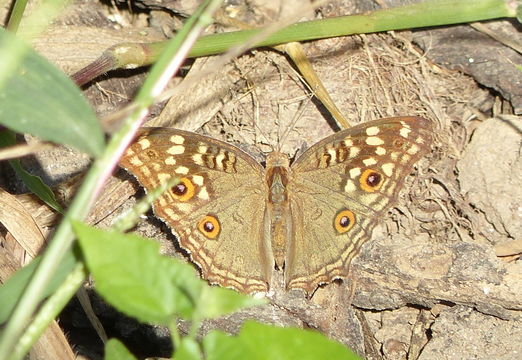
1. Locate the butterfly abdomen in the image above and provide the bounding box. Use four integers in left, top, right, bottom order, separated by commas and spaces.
265, 152, 293, 269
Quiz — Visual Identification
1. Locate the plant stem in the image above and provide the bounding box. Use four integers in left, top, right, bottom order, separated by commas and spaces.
75, 0, 518, 83
6, 0, 29, 32
187, 0, 516, 57
169, 318, 182, 354
9, 264, 87, 360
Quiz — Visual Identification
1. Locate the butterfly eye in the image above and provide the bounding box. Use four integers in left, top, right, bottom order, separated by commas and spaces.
334, 210, 356, 234
359, 169, 384, 192
171, 177, 195, 201
198, 215, 221, 239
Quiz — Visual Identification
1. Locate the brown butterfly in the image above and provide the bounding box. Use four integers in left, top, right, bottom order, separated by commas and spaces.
120, 116, 432, 295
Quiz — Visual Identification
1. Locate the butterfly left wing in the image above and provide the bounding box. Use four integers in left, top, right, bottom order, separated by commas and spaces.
285, 117, 433, 294
120, 128, 273, 294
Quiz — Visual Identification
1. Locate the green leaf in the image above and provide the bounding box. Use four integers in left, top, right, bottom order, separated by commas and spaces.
202, 330, 248, 360
73, 221, 202, 324
10, 157, 64, 213
0, 28, 104, 157
104, 338, 137, 360
0, 249, 77, 324
0, 129, 64, 213
203, 321, 361, 360
197, 286, 265, 319
176, 338, 202, 360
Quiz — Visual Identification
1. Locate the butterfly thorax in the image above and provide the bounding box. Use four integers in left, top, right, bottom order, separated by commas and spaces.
265, 152, 292, 269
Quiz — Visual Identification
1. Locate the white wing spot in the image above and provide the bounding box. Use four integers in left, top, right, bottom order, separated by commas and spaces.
399, 127, 411, 138
158, 173, 171, 183
192, 175, 204, 186
381, 163, 395, 177
400, 154, 411, 164
175, 166, 189, 174
375, 146, 386, 156
167, 145, 185, 155
192, 154, 204, 165
151, 162, 161, 171
138, 138, 150, 150
198, 186, 209, 200
407, 143, 420, 155
344, 180, 357, 193
363, 157, 378, 166
349, 167, 361, 179
327, 147, 337, 162
170, 135, 185, 145
366, 126, 380, 136
141, 166, 151, 177
215, 153, 226, 168
198, 145, 208, 154
366, 136, 384, 146
349, 146, 360, 158
390, 152, 400, 161
165, 156, 176, 165
343, 138, 353, 147
129, 156, 143, 166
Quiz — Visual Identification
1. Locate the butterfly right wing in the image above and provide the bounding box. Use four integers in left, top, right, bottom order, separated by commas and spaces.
120, 128, 273, 294
286, 117, 433, 294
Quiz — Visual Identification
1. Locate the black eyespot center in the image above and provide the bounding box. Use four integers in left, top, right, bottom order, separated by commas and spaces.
172, 182, 187, 195
339, 215, 351, 228
366, 171, 382, 187
203, 221, 214, 233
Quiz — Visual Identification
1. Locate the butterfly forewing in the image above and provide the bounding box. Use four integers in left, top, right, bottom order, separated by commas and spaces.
286, 117, 432, 293
120, 128, 273, 293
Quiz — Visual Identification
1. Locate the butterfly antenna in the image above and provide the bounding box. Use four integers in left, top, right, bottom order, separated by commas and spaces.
250, 85, 274, 152
229, 73, 274, 152
277, 96, 313, 153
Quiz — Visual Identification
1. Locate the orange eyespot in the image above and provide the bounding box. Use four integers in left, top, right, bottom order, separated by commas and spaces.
170, 177, 195, 201
197, 215, 221, 239
334, 210, 356, 234
359, 169, 384, 193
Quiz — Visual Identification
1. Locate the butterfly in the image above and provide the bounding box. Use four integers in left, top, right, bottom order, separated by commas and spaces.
120, 116, 432, 295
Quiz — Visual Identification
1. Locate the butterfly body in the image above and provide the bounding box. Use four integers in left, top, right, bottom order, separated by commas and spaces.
120, 116, 432, 295
265, 151, 292, 269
